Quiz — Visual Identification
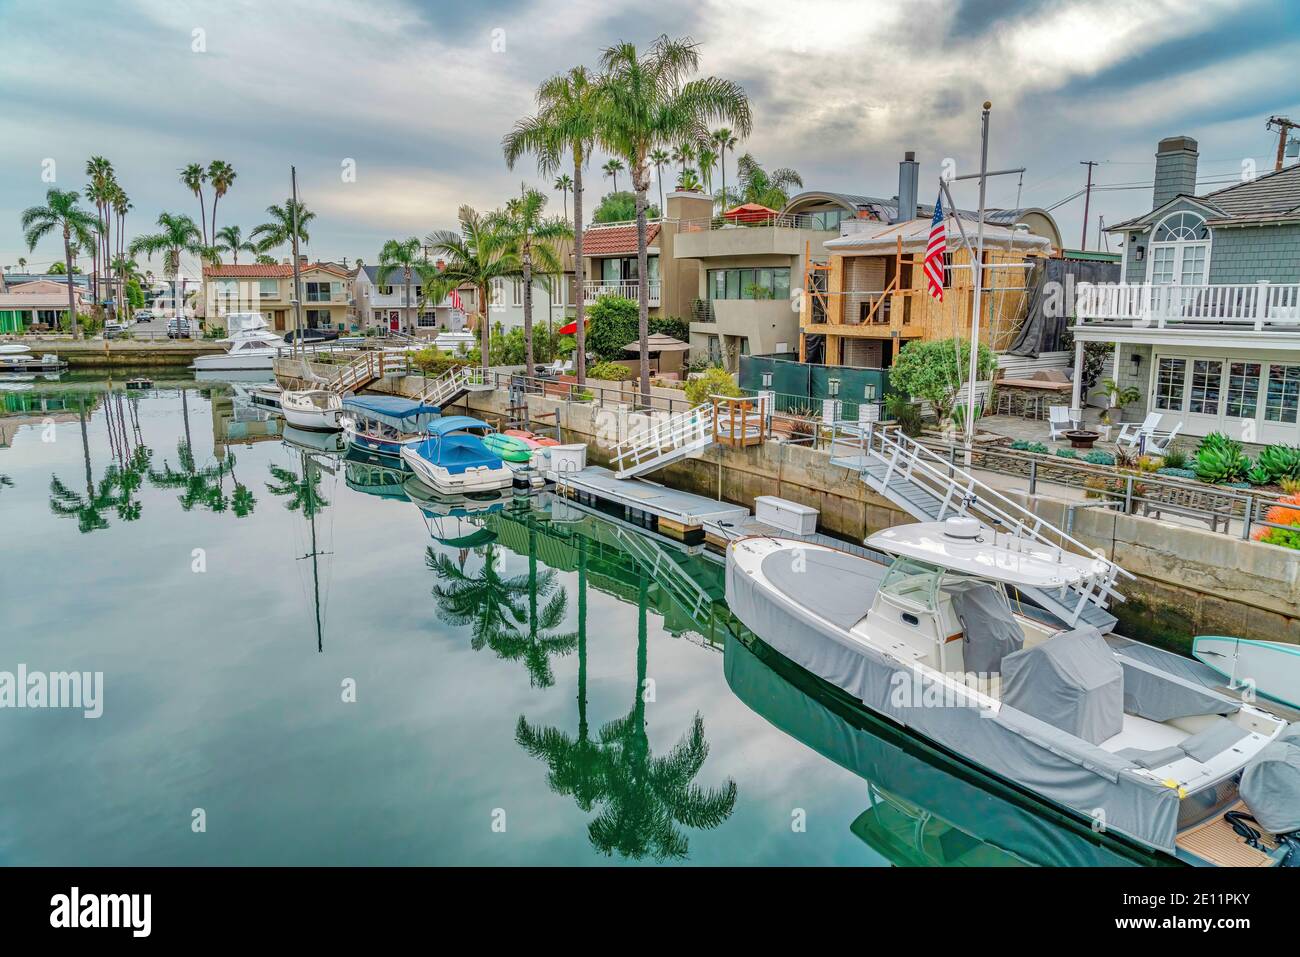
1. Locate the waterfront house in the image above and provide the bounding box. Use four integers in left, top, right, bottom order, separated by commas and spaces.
1074, 135, 1300, 442
486, 238, 576, 335
353, 262, 475, 337
0, 279, 92, 333
798, 152, 1059, 369
202, 259, 353, 334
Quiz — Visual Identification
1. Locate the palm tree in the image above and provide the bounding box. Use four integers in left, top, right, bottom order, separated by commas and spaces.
109, 183, 131, 318
85, 156, 115, 312
128, 212, 204, 290
710, 128, 738, 212
734, 153, 803, 210
252, 199, 315, 253
553, 173, 573, 220
207, 161, 236, 240
595, 34, 752, 400
648, 148, 672, 214
214, 225, 258, 265
376, 237, 447, 336
492, 521, 577, 687
149, 440, 237, 513
601, 158, 625, 194
502, 64, 602, 385
428, 544, 529, 650
21, 188, 99, 338
180, 163, 209, 245
265, 460, 329, 517
254, 254, 278, 266
671, 141, 695, 174
696, 147, 718, 193
425, 206, 520, 369
493, 186, 571, 372
16, 257, 26, 271
677, 168, 703, 192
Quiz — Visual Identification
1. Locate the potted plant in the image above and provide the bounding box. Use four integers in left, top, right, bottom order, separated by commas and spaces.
1094, 377, 1140, 426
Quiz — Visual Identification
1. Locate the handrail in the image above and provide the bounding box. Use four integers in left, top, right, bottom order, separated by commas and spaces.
611, 402, 712, 472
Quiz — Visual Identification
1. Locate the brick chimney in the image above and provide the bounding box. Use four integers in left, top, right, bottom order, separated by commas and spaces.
1152, 136, 1198, 209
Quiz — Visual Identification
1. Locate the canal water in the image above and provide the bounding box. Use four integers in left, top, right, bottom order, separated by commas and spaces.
0, 373, 1138, 866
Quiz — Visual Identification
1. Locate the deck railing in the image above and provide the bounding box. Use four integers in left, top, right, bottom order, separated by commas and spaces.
1077, 281, 1300, 330
582, 280, 661, 305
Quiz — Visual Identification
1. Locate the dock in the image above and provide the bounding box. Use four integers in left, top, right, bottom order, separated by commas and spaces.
554, 465, 747, 544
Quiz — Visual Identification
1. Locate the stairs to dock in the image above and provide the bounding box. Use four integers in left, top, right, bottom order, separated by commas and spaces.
329, 351, 409, 394
611, 403, 715, 479
418, 366, 490, 408
829, 424, 1129, 630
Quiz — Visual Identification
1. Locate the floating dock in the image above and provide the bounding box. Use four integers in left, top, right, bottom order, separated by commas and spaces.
554, 465, 747, 545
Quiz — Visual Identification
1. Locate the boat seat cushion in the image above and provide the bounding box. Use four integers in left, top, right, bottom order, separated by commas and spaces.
1113, 745, 1187, 770
759, 548, 884, 629
1179, 717, 1250, 763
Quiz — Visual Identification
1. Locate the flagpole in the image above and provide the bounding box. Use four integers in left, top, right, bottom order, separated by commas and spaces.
964, 102, 991, 462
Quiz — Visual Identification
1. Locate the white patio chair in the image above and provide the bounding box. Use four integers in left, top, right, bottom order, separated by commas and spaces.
1047, 405, 1077, 440
1145, 422, 1183, 455
1116, 412, 1162, 448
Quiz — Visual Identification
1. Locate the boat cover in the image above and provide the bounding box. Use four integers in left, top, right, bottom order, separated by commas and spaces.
342, 395, 441, 432
759, 547, 884, 629
726, 547, 1181, 852
409, 434, 501, 474
426, 415, 490, 436
948, 581, 1023, 674
1114, 653, 1239, 723
1240, 735, 1300, 835
1000, 628, 1124, 746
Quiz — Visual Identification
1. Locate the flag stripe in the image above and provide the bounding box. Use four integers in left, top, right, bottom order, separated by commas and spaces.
925, 193, 947, 302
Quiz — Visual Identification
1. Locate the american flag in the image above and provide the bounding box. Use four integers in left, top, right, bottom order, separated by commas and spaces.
924, 194, 947, 301
449, 288, 463, 311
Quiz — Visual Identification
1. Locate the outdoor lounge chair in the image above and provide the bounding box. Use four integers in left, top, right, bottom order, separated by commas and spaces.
1048, 405, 1077, 440
1116, 412, 1162, 448
1144, 422, 1183, 455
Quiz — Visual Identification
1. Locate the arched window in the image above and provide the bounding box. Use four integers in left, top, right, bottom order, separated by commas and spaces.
1147, 210, 1209, 285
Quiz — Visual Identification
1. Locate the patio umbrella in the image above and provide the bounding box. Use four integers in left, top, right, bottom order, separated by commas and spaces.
624, 333, 691, 353
556, 318, 586, 336
723, 202, 777, 224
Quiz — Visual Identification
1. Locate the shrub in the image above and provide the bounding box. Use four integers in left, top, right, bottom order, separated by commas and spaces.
584, 295, 689, 362
1083, 475, 1112, 500
1114, 445, 1139, 469
684, 366, 741, 405
1160, 445, 1189, 470
1055, 448, 1078, 459
1084, 450, 1115, 466
886, 395, 924, 438
1256, 444, 1300, 483
1256, 493, 1300, 549
888, 338, 996, 423
410, 347, 471, 377
1248, 464, 1274, 486
587, 361, 632, 381
1281, 477, 1300, 496
1193, 434, 1250, 483
1156, 466, 1197, 480
1136, 455, 1161, 473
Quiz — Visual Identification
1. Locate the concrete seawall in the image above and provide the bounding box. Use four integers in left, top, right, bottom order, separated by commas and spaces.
333, 372, 1300, 651
18, 339, 224, 367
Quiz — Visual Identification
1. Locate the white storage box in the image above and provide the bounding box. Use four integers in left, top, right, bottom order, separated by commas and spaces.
545, 444, 588, 478
754, 496, 819, 536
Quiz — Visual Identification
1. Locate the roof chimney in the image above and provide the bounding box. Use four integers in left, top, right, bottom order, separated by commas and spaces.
1152, 136, 1198, 210
897, 150, 919, 223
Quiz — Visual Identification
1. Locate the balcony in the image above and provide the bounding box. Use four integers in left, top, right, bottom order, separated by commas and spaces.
1076, 282, 1300, 332
674, 213, 834, 260
583, 280, 660, 306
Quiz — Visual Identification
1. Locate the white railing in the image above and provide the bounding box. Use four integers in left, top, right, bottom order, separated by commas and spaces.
583, 280, 661, 305
1077, 281, 1300, 330
678, 212, 820, 232
832, 423, 1132, 623
583, 217, 666, 231
419, 365, 486, 406
611, 402, 712, 477
330, 351, 408, 393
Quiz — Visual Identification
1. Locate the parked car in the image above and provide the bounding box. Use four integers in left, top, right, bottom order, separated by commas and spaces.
283, 327, 340, 344
133, 309, 154, 322
103, 322, 128, 339
167, 318, 192, 339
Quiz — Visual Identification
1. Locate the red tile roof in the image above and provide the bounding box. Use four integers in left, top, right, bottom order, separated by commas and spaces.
581, 223, 660, 257
202, 262, 350, 278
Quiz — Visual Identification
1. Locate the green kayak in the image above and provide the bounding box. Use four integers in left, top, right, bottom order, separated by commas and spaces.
481, 432, 533, 463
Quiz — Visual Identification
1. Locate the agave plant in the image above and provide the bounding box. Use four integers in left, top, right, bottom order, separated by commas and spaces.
1256, 444, 1300, 483
1193, 440, 1250, 484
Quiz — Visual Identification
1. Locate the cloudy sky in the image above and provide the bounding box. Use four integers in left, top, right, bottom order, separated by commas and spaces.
1, 0, 1296, 276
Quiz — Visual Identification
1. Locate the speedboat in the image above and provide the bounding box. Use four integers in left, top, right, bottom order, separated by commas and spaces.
0, 344, 65, 372
726, 517, 1299, 867
281, 389, 342, 432
339, 395, 441, 461
191, 313, 283, 371
400, 415, 515, 495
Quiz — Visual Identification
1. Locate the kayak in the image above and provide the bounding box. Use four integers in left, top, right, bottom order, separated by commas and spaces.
504, 429, 561, 449
481, 432, 533, 462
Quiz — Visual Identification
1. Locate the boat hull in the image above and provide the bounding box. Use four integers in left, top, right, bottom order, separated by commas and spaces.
1193, 635, 1300, 710
191, 354, 276, 372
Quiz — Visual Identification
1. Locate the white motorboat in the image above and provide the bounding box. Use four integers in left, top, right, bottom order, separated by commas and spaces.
726, 517, 1299, 866
280, 389, 342, 432
400, 416, 515, 495
0, 344, 65, 372
191, 313, 283, 372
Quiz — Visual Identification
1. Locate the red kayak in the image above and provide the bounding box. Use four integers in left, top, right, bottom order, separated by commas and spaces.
505, 429, 561, 449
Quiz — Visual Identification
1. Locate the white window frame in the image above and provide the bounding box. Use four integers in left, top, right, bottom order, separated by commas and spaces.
1144, 210, 1210, 287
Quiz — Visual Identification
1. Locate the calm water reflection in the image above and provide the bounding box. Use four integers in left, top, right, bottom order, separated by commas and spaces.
0, 373, 1113, 865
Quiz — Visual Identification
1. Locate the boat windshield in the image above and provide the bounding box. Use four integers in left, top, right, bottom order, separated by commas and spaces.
878, 557, 943, 612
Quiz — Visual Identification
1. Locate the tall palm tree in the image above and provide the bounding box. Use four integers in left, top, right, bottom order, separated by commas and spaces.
425, 206, 520, 369
671, 141, 695, 174
502, 64, 602, 385
734, 153, 803, 210
128, 212, 204, 284
254, 253, 278, 266
601, 158, 625, 194
696, 147, 718, 193
85, 156, 115, 312
149, 439, 237, 514
265, 460, 329, 517
493, 186, 571, 372
180, 163, 209, 245
553, 173, 573, 220
676, 169, 703, 192
17, 257, 27, 271
251, 199, 315, 253
710, 128, 738, 212
21, 188, 99, 338
376, 237, 446, 336
428, 544, 529, 650
649, 148, 671, 214
214, 225, 258, 265
109, 183, 131, 318
595, 34, 752, 400
207, 161, 236, 241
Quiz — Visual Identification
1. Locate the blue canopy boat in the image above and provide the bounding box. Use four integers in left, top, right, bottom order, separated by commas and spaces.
340, 396, 441, 459
400, 415, 515, 495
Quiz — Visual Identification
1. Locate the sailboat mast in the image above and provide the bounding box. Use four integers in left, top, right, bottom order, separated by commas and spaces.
291, 166, 303, 360
964, 102, 991, 456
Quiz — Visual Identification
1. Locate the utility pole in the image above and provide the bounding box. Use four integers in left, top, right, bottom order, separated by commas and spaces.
1079, 161, 1098, 250
1267, 115, 1298, 172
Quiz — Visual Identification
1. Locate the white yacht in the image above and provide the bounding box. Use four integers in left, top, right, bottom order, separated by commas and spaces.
191, 313, 283, 372
0, 344, 65, 372
727, 517, 1300, 866
281, 389, 343, 432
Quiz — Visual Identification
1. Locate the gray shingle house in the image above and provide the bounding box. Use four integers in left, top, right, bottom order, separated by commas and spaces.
1073, 135, 1300, 443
